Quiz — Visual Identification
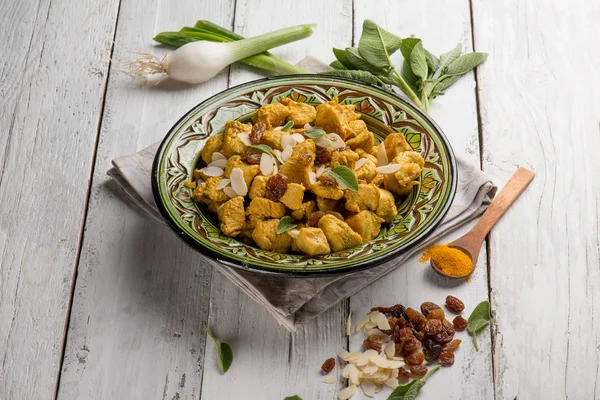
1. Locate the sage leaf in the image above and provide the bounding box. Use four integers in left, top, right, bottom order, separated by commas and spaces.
409, 41, 428, 80
437, 43, 463, 74
387, 365, 440, 400
248, 144, 274, 155
333, 47, 356, 69
425, 49, 439, 72
276, 216, 297, 234
401, 59, 420, 93
467, 300, 491, 351
445, 52, 488, 75
280, 120, 294, 132
283, 396, 303, 400
345, 47, 384, 74
304, 129, 327, 139
357, 19, 402, 71
328, 166, 359, 192
400, 37, 421, 61
206, 328, 233, 374
329, 60, 348, 70
321, 70, 390, 87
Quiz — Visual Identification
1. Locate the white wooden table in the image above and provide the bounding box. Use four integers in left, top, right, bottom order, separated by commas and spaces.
2, 0, 599, 398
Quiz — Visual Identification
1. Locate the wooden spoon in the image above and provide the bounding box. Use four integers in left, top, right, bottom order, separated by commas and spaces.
431, 167, 536, 279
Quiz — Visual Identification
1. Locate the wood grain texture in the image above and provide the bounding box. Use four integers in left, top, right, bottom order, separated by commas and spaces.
55, 1, 234, 399
199, 1, 353, 399
347, 1, 495, 398
0, 0, 119, 397
472, 0, 600, 398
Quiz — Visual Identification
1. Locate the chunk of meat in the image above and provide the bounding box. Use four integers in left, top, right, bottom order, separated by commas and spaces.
371, 173, 384, 187
261, 129, 284, 150
347, 120, 369, 140
218, 196, 246, 237
279, 183, 305, 210
316, 196, 344, 212
280, 97, 316, 126
346, 131, 374, 152
311, 181, 344, 200
246, 198, 286, 219
249, 175, 269, 199
254, 103, 290, 129
330, 149, 360, 170
376, 189, 399, 223
252, 219, 291, 253
220, 120, 252, 158
224, 155, 261, 187
383, 132, 413, 160
383, 151, 424, 195
200, 133, 224, 164
345, 183, 379, 213
355, 158, 378, 182
346, 211, 384, 242
279, 140, 315, 186
295, 227, 331, 255
314, 98, 360, 140
291, 200, 316, 220
192, 176, 230, 204
318, 214, 363, 252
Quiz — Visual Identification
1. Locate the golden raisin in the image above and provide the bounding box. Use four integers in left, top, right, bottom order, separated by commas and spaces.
265, 174, 288, 201
439, 351, 455, 366
316, 147, 333, 164
424, 319, 443, 335
363, 334, 383, 353
306, 211, 325, 227
444, 338, 462, 353
410, 365, 428, 377
420, 301, 441, 317
426, 308, 446, 320
404, 307, 422, 321
250, 121, 266, 144
321, 357, 335, 373
442, 319, 456, 337
319, 174, 337, 187
398, 366, 411, 381
297, 151, 313, 166
402, 338, 422, 355
433, 331, 453, 345
412, 314, 427, 331
244, 151, 261, 165
404, 351, 425, 366
445, 295, 465, 313
453, 315, 468, 331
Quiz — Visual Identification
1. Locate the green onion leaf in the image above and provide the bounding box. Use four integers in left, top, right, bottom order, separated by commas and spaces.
248, 144, 274, 155
205, 328, 233, 374
276, 216, 297, 234
328, 166, 359, 192
304, 129, 327, 139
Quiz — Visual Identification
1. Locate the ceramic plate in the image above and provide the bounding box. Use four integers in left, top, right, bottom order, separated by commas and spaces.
152, 75, 456, 276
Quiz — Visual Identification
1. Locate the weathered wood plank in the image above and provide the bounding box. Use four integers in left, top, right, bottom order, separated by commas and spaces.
200, 1, 352, 398
472, 0, 600, 398
55, 1, 235, 399
0, 0, 119, 397
347, 1, 494, 398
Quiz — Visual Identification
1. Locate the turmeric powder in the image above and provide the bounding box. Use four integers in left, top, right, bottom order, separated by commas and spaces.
420, 244, 473, 277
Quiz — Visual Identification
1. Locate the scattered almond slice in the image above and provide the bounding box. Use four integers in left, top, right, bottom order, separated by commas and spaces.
346, 313, 352, 336
357, 350, 378, 366
230, 168, 248, 196
200, 166, 224, 177
362, 364, 378, 374
384, 341, 395, 359
316, 164, 328, 177
368, 311, 381, 323
303, 123, 313, 130
211, 152, 226, 162
338, 349, 350, 359
208, 158, 228, 169
273, 163, 278, 175
223, 186, 237, 198
354, 157, 368, 170
309, 171, 317, 185
366, 328, 386, 337
281, 134, 296, 149
291, 133, 305, 143
349, 368, 360, 385
238, 133, 252, 146
364, 320, 377, 330
328, 133, 346, 149
216, 178, 231, 190
361, 380, 377, 398
322, 375, 337, 384
387, 360, 403, 369
376, 142, 388, 166
314, 135, 333, 148
287, 229, 300, 239
273, 149, 284, 164
281, 144, 293, 162
375, 312, 391, 330
375, 164, 401, 174
384, 377, 399, 389
338, 385, 356, 400
260, 153, 274, 176
370, 355, 391, 368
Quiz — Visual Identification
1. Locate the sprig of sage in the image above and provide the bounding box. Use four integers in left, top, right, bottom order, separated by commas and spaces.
327, 19, 488, 113
279, 120, 294, 132
304, 129, 327, 139
206, 328, 233, 374
387, 365, 440, 400
276, 216, 297, 234
248, 144, 274, 155
467, 300, 491, 351
283, 396, 303, 400
328, 165, 359, 192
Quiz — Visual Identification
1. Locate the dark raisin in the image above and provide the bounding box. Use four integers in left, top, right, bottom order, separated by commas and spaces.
410, 365, 428, 377
427, 308, 446, 320
319, 175, 337, 187
297, 151, 313, 166
439, 351, 455, 366
371, 306, 393, 313
442, 319, 455, 337
453, 315, 468, 331
244, 151, 261, 165
444, 338, 462, 353
424, 319, 443, 335
265, 174, 288, 201
306, 211, 325, 227
321, 357, 335, 373
445, 295, 465, 313
424, 344, 443, 362
315, 147, 333, 164
250, 122, 267, 144
391, 304, 406, 318
412, 314, 427, 331
404, 351, 425, 366
363, 334, 383, 353
433, 331, 452, 344
420, 302, 441, 317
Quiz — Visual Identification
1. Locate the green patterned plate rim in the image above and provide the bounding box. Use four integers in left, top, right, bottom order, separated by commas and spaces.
152, 75, 457, 276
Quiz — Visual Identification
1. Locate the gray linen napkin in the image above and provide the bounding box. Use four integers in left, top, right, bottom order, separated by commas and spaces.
107, 57, 496, 331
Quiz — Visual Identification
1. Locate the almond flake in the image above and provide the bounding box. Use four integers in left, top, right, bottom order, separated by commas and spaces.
390, 368, 399, 379
208, 159, 228, 169
356, 313, 371, 331
281, 134, 296, 149
230, 168, 248, 196
308, 171, 317, 185
291, 133, 305, 143
281, 144, 293, 162
349, 368, 360, 385
211, 152, 226, 162
338, 384, 356, 400
342, 362, 359, 378
376, 142, 388, 166
346, 313, 352, 336
375, 164, 401, 174
384, 341, 395, 358
316, 164, 328, 177
260, 153, 274, 176
238, 133, 252, 146
314, 136, 333, 148
368, 311, 381, 323
387, 360, 403, 369
223, 186, 237, 198
361, 380, 377, 398
384, 377, 399, 389
200, 166, 224, 177
366, 328, 386, 337
216, 178, 231, 190
273, 163, 278, 175
370, 355, 391, 368
322, 376, 337, 384
362, 364, 378, 374
375, 312, 391, 330
338, 349, 350, 359
354, 157, 368, 170
273, 149, 284, 164
364, 321, 377, 330
303, 123, 313, 130
357, 350, 378, 366
287, 229, 300, 239
328, 133, 346, 149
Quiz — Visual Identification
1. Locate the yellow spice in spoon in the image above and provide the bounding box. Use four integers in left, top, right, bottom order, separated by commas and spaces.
420, 244, 473, 277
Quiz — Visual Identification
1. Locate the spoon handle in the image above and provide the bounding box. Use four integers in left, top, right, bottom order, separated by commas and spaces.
470, 167, 535, 240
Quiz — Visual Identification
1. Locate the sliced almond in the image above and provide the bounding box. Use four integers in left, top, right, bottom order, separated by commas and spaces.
211, 152, 226, 162
316, 164, 327, 177
287, 229, 300, 239
314, 135, 333, 148
370, 355, 391, 368
200, 166, 224, 177
346, 313, 352, 336
362, 364, 378, 374
387, 360, 403, 369
354, 157, 368, 170
328, 133, 346, 149
375, 312, 391, 330
361, 380, 377, 398
338, 349, 350, 360
273, 149, 284, 164
291, 133, 305, 143
338, 384, 356, 400
309, 171, 317, 185
349, 368, 360, 385
356, 313, 371, 331
216, 178, 231, 190
281, 134, 296, 149
366, 328, 386, 338
273, 163, 278, 175
384, 377, 399, 389
368, 311, 381, 323
390, 367, 399, 379
376, 142, 388, 166
281, 144, 293, 162
364, 320, 377, 330
238, 133, 252, 146
375, 164, 401, 174
223, 186, 237, 198
322, 375, 337, 384
260, 153, 274, 176
357, 350, 378, 366
384, 341, 395, 359
230, 168, 248, 196
342, 362, 358, 378
303, 123, 313, 130
208, 159, 228, 169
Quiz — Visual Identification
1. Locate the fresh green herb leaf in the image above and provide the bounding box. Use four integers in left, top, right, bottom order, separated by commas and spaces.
467, 300, 491, 351
357, 19, 402, 71
387, 365, 440, 400
205, 328, 233, 374
345, 47, 384, 74
321, 70, 390, 87
400, 37, 421, 61
304, 129, 327, 139
280, 120, 294, 132
328, 166, 359, 192
276, 216, 297, 234
401, 59, 420, 93
409, 41, 428, 80
248, 144, 274, 155
283, 396, 303, 400
332, 48, 356, 69
437, 43, 463, 74
424, 49, 439, 72
445, 52, 488, 75
329, 60, 348, 70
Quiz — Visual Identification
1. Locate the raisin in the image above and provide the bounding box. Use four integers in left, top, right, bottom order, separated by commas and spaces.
244, 151, 261, 165
426, 308, 446, 320
424, 343, 443, 362
391, 304, 406, 319
444, 338, 462, 353
433, 331, 453, 344
371, 306, 393, 313
439, 351, 455, 366
453, 315, 468, 331
397, 328, 414, 342
413, 330, 425, 341
424, 319, 442, 335
298, 151, 313, 166
405, 351, 425, 366
404, 307, 422, 321
410, 365, 428, 377
394, 343, 403, 357
412, 314, 427, 332
420, 302, 441, 317
442, 319, 456, 337
402, 338, 422, 355
250, 121, 267, 144
445, 295, 465, 313
316, 147, 333, 164
319, 174, 337, 187
398, 366, 411, 380
363, 334, 383, 353
306, 211, 325, 227
321, 357, 335, 373
265, 174, 288, 201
